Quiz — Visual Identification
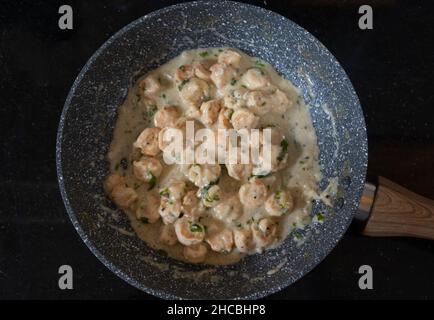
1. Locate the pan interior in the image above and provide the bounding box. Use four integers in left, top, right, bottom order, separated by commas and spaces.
56, 1, 367, 299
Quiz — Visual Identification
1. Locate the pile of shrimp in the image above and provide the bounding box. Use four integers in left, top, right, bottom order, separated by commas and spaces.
105, 49, 297, 263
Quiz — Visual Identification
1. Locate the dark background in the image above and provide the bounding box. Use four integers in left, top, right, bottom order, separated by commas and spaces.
1, 0, 433, 299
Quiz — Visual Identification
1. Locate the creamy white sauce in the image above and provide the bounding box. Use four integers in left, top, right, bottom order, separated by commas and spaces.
105, 48, 322, 265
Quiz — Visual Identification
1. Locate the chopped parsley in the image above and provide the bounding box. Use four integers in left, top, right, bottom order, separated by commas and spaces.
316, 212, 325, 222
255, 60, 266, 67
147, 171, 156, 190
230, 78, 237, 86
277, 138, 289, 162
189, 222, 204, 233
178, 78, 190, 91
199, 51, 209, 58
159, 187, 170, 198
274, 191, 282, 200
179, 65, 186, 71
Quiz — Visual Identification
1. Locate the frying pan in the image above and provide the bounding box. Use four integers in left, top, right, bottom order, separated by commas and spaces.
56, 1, 434, 299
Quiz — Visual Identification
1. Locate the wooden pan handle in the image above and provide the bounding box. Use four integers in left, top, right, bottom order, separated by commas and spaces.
362, 177, 434, 239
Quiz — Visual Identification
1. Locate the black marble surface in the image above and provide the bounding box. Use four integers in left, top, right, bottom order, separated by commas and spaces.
1, 0, 433, 299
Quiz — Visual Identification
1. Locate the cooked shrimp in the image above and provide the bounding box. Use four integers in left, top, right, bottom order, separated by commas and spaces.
154, 106, 180, 128
223, 88, 248, 110
158, 198, 182, 224
200, 184, 221, 208
251, 218, 278, 248
217, 107, 233, 129
206, 228, 234, 253
233, 228, 255, 253
183, 243, 208, 263
213, 196, 242, 223
265, 190, 294, 216
134, 127, 161, 156
200, 99, 221, 126
133, 158, 163, 183
179, 77, 210, 106
135, 193, 160, 223
104, 173, 124, 193
182, 190, 205, 219
226, 162, 253, 181
187, 164, 221, 188
174, 216, 205, 246
110, 184, 137, 209
271, 89, 291, 114
194, 62, 212, 81
245, 90, 272, 115
218, 49, 242, 68
174, 64, 194, 82
158, 224, 178, 246
160, 180, 187, 202
231, 108, 259, 131
241, 68, 270, 90
239, 177, 268, 209
139, 74, 162, 95
210, 63, 236, 88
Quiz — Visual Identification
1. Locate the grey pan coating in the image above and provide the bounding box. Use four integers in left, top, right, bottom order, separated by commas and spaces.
56, 1, 367, 299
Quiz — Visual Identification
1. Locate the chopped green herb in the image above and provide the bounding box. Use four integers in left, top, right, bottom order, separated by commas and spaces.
274, 191, 282, 200
162, 93, 166, 99
199, 51, 209, 58
241, 84, 247, 89
189, 222, 204, 233
178, 79, 190, 91
228, 110, 234, 120
218, 49, 224, 52
179, 65, 186, 71
147, 171, 157, 190
255, 60, 266, 67
230, 78, 237, 86
316, 212, 325, 222
114, 163, 119, 171
159, 187, 170, 198
248, 172, 271, 180
277, 139, 289, 162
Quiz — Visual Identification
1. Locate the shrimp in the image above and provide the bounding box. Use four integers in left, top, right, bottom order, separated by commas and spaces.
110, 184, 137, 209
158, 224, 178, 246
174, 64, 194, 83
183, 243, 208, 263
179, 77, 210, 106
233, 228, 255, 253
158, 198, 182, 224
210, 63, 236, 88
223, 88, 248, 110
241, 68, 270, 90
187, 164, 221, 188
160, 180, 187, 202
134, 127, 161, 156
104, 173, 125, 194
154, 106, 180, 128
265, 190, 294, 216
231, 108, 259, 131
226, 163, 253, 181
251, 218, 278, 248
200, 184, 221, 208
135, 193, 160, 223
217, 107, 233, 129
174, 216, 205, 246
206, 228, 234, 253
133, 158, 163, 183
245, 90, 272, 115
194, 61, 212, 81
182, 190, 205, 220
218, 49, 242, 68
139, 74, 162, 95
239, 177, 268, 209
213, 196, 242, 223
200, 99, 221, 126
